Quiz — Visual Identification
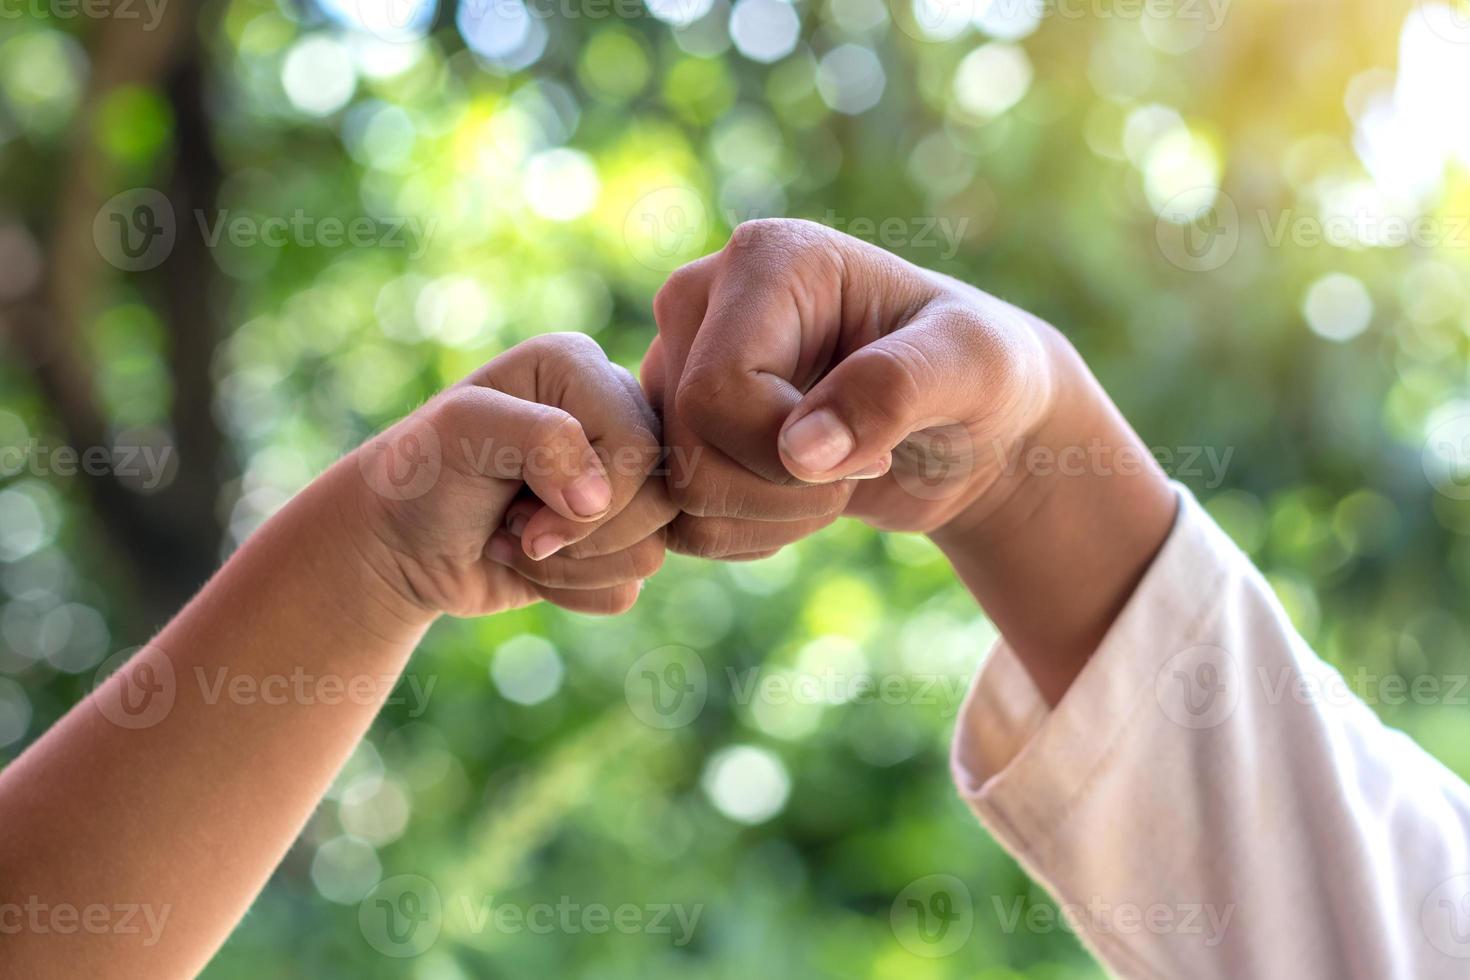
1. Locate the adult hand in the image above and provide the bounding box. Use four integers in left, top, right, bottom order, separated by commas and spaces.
642, 219, 1177, 704
640, 219, 1059, 558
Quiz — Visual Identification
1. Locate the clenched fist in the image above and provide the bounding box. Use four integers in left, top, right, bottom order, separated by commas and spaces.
640, 219, 1062, 558
352, 332, 674, 618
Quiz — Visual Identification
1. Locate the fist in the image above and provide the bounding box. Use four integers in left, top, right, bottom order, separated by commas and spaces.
641, 219, 1060, 556
351, 333, 675, 618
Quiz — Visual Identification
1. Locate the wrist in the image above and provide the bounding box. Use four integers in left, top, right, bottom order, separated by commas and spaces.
927, 319, 1088, 549
926, 331, 1177, 704
289, 459, 443, 642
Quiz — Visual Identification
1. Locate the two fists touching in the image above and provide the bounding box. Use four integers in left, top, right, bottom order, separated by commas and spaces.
348, 220, 1067, 623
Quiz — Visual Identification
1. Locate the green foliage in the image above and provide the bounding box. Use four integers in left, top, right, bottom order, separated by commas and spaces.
2, 0, 1469, 976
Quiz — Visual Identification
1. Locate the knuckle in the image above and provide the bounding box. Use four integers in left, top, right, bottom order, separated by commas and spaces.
653, 268, 699, 327
426, 387, 482, 438
530, 407, 584, 451
726, 218, 797, 255
668, 517, 739, 560
665, 462, 721, 518
523, 558, 573, 589
630, 538, 667, 579
525, 410, 587, 483
672, 365, 726, 431
532, 330, 605, 360
665, 477, 705, 518
560, 584, 636, 616
852, 343, 925, 429
725, 218, 836, 264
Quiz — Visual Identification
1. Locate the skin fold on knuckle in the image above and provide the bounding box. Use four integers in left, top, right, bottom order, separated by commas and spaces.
848, 341, 927, 433
527, 409, 593, 486
508, 550, 575, 589
666, 469, 721, 519
668, 516, 753, 560
672, 364, 732, 445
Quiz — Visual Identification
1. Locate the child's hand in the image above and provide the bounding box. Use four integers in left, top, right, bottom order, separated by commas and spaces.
348, 333, 674, 619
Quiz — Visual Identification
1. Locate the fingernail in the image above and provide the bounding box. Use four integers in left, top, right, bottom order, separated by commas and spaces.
486, 535, 516, 565
847, 456, 891, 480
781, 408, 855, 474
564, 472, 612, 518
507, 512, 529, 538
527, 533, 566, 561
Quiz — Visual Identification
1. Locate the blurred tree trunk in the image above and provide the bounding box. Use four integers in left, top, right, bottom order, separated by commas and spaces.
9, 2, 229, 632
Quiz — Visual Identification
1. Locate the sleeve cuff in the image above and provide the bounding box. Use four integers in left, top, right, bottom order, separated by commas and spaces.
950, 483, 1240, 861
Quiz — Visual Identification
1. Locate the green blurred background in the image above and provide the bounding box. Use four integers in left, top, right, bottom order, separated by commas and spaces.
3, 0, 1470, 974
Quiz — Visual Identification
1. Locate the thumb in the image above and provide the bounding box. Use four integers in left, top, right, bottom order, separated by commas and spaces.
437, 385, 614, 523
777, 317, 965, 483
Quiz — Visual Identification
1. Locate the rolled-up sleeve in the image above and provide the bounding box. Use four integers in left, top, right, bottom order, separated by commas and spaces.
952, 486, 1470, 980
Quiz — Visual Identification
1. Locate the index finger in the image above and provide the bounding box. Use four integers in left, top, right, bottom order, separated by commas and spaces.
671, 233, 820, 484
504, 341, 662, 560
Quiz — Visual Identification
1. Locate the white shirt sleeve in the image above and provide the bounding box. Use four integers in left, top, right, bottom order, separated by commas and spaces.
951, 485, 1470, 980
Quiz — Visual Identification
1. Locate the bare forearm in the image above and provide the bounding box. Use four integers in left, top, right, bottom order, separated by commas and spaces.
929, 336, 1178, 706
0, 459, 434, 977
